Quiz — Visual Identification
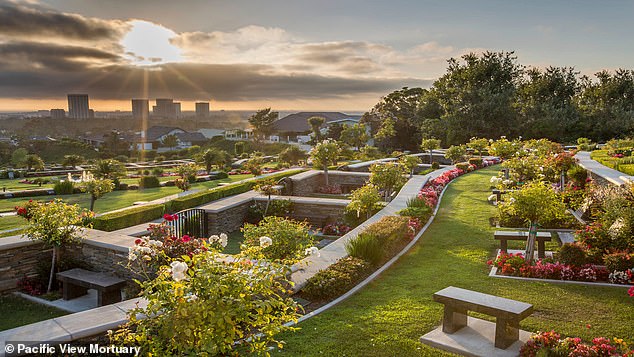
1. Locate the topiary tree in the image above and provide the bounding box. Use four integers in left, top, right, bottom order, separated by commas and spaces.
62, 154, 84, 168
369, 162, 406, 201
310, 139, 341, 186
444, 145, 467, 164
399, 155, 420, 177
25, 154, 44, 171
420, 138, 441, 164
347, 183, 382, 220
20, 199, 92, 292
278, 145, 307, 166
82, 177, 115, 211
504, 181, 565, 262
468, 137, 489, 157
307, 116, 326, 143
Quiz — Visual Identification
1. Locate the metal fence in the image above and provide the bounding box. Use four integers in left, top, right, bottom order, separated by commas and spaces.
168, 209, 209, 238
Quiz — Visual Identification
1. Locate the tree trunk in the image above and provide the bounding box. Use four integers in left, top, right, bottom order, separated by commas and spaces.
47, 246, 57, 293
264, 194, 271, 216
524, 221, 538, 263
90, 195, 96, 211
429, 151, 433, 165
324, 167, 329, 186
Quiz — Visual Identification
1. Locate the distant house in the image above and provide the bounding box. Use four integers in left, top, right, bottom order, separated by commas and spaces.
136, 126, 208, 151
271, 112, 362, 137
197, 128, 226, 139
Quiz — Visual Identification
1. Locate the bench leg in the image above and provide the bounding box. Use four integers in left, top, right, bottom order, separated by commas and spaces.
441, 306, 468, 334
98, 290, 122, 306
537, 240, 546, 259
494, 317, 519, 349
500, 240, 508, 254
62, 283, 87, 300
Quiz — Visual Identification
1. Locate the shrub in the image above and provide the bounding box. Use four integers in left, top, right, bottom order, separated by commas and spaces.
53, 180, 74, 195
362, 216, 411, 257
216, 171, 228, 179
242, 216, 313, 262
398, 206, 432, 221
431, 162, 440, 169
118, 182, 129, 190
468, 157, 483, 168
567, 165, 588, 188
151, 167, 164, 176
302, 257, 371, 301
92, 204, 164, 231
345, 233, 383, 266
455, 162, 470, 171
603, 251, 634, 272
557, 243, 587, 266
139, 176, 160, 189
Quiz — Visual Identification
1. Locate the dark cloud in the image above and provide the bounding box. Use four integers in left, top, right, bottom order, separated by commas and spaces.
0, 58, 431, 101
0, 41, 121, 71
0, 3, 127, 40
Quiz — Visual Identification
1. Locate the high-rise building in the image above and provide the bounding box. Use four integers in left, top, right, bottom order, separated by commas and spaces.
174, 102, 182, 118
195, 102, 210, 117
132, 99, 150, 119
67, 94, 90, 119
153, 98, 178, 118
50, 109, 65, 119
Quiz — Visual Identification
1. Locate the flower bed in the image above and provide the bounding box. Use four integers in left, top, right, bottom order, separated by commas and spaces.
521, 330, 634, 357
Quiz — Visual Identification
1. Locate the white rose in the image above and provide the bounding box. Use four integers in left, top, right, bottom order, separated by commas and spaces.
304, 246, 320, 257
128, 252, 137, 261
259, 236, 273, 248
170, 261, 188, 282
219, 233, 228, 248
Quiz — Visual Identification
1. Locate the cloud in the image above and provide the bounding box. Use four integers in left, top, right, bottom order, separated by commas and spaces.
0, 2, 128, 41
0, 41, 121, 71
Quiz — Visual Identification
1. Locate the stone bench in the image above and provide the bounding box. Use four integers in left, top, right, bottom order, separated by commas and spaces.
568, 208, 587, 225
433, 286, 533, 350
491, 189, 515, 201
56, 268, 126, 307
494, 230, 552, 259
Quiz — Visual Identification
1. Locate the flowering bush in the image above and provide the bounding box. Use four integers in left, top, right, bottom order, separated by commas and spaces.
14, 199, 38, 220
407, 217, 423, 238
242, 216, 314, 262
520, 331, 634, 357
322, 222, 351, 236
112, 246, 301, 355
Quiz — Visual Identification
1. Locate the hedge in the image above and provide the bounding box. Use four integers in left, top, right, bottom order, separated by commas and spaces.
92, 204, 165, 232
166, 169, 304, 212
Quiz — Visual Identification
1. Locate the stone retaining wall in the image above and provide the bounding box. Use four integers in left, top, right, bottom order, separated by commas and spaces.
207, 200, 253, 235
66, 244, 133, 280
0, 239, 49, 293
290, 170, 369, 196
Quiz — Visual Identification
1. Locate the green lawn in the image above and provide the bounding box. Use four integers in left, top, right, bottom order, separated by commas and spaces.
276, 166, 634, 356
0, 215, 25, 232
0, 177, 57, 191
0, 175, 253, 231
0, 295, 67, 331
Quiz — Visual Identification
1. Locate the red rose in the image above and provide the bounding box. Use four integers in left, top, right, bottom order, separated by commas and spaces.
163, 214, 175, 222
628, 286, 634, 297
181, 235, 191, 242
135, 239, 142, 245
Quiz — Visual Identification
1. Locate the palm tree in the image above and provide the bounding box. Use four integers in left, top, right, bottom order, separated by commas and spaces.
93, 159, 126, 180
62, 155, 85, 168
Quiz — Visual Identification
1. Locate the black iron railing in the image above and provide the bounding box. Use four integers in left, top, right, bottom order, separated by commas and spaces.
168, 209, 208, 238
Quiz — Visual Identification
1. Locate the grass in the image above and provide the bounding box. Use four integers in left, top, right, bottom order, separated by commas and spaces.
0, 295, 67, 331
0, 215, 26, 232
0, 175, 253, 231
590, 150, 634, 175
224, 230, 245, 255
275, 166, 634, 356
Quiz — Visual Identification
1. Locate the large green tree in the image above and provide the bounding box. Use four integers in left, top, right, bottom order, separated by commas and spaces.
310, 139, 341, 186
307, 116, 326, 143
340, 123, 369, 151
248, 108, 278, 141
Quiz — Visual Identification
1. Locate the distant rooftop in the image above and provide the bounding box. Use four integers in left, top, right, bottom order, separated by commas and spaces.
272, 112, 362, 133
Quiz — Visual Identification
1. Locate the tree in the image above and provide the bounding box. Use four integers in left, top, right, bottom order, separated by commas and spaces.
433, 51, 523, 145
489, 137, 521, 159
245, 155, 263, 176
254, 179, 278, 217
199, 148, 230, 174
307, 116, 326, 143
248, 108, 278, 141
399, 155, 420, 177
93, 159, 126, 180
82, 178, 114, 211
504, 181, 565, 263
356, 145, 381, 161
279, 146, 307, 165
420, 138, 441, 164
25, 154, 44, 171
234, 141, 246, 155
346, 184, 381, 220
101, 131, 130, 157
62, 154, 84, 168
468, 137, 489, 157
340, 123, 369, 151
444, 145, 467, 164
325, 122, 344, 140
161, 134, 179, 150
176, 163, 198, 191
20, 199, 91, 292
310, 139, 341, 186
369, 162, 406, 201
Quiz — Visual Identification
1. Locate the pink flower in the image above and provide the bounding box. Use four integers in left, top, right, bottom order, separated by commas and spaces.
163, 214, 175, 222
628, 286, 634, 297
181, 235, 191, 242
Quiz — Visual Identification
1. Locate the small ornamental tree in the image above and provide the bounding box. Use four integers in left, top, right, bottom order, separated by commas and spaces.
468, 137, 489, 157
111, 245, 301, 355
369, 162, 406, 201
244, 155, 263, 176
489, 137, 521, 159
62, 154, 85, 168
444, 145, 467, 164
242, 216, 314, 262
20, 199, 93, 292
254, 179, 277, 216
504, 181, 565, 262
199, 148, 230, 173
340, 123, 369, 151
347, 184, 382, 220
25, 154, 45, 171
82, 177, 115, 211
93, 159, 126, 180
307, 116, 326, 143
420, 138, 441, 164
278, 145, 307, 166
310, 139, 341, 186
399, 155, 420, 177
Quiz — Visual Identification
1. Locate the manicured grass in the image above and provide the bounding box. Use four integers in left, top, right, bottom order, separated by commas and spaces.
224, 230, 245, 255
0, 215, 25, 232
0, 177, 57, 191
590, 150, 634, 175
276, 166, 634, 356
0, 295, 67, 331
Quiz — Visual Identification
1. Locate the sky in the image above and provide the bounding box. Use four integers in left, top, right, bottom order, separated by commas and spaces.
0, 0, 632, 112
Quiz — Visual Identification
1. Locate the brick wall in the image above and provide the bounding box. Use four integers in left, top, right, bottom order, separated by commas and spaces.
0, 240, 50, 293
290, 171, 369, 196
207, 200, 253, 235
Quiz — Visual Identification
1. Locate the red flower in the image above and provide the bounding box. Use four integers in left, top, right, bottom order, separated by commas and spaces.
181, 235, 191, 242
135, 239, 142, 245
163, 214, 175, 222
628, 286, 634, 297
586, 324, 592, 329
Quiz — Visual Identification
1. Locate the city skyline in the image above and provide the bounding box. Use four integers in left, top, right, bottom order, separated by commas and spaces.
0, 0, 633, 111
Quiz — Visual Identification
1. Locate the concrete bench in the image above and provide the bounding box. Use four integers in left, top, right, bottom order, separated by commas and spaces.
56, 268, 126, 307
568, 208, 587, 225
494, 230, 552, 259
433, 286, 533, 349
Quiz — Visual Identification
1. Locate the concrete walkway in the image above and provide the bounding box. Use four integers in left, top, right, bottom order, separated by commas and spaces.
575, 151, 630, 186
